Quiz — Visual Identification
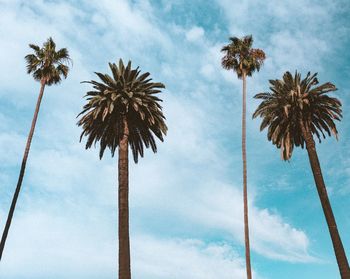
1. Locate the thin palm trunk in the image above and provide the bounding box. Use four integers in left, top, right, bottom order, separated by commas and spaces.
242, 71, 252, 279
118, 117, 131, 279
301, 122, 350, 279
0, 80, 46, 261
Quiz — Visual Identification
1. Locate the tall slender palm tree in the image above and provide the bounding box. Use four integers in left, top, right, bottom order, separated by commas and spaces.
221, 35, 265, 279
253, 71, 350, 278
0, 37, 71, 261
77, 59, 167, 279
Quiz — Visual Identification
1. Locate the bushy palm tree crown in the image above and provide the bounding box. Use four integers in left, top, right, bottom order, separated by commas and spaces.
24, 37, 71, 85
221, 35, 266, 78
253, 71, 342, 160
77, 59, 167, 162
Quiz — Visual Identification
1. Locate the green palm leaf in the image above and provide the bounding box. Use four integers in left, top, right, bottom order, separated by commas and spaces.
25, 37, 72, 85
221, 35, 266, 78
77, 59, 167, 163
253, 71, 341, 160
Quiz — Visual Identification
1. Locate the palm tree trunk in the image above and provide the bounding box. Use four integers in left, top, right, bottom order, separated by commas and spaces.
301, 122, 350, 279
0, 79, 46, 261
118, 116, 131, 279
242, 71, 252, 279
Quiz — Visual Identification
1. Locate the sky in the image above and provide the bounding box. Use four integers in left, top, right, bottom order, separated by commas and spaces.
0, 0, 349, 278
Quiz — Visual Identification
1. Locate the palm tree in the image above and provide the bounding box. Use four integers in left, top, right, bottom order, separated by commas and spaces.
0, 37, 71, 261
253, 71, 350, 278
77, 59, 167, 279
221, 35, 265, 279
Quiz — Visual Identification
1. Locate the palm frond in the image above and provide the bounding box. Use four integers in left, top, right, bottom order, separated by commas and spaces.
253, 71, 342, 160
25, 37, 71, 85
221, 35, 265, 78
77, 59, 167, 163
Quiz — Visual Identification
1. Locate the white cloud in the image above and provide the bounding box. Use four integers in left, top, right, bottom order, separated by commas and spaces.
186, 26, 205, 42
133, 235, 248, 279
0, 131, 25, 166
0, 203, 248, 279
0, 206, 116, 279
265, 31, 328, 74
131, 164, 315, 262
200, 63, 215, 79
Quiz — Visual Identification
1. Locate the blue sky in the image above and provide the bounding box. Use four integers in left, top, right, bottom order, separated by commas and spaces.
0, 0, 349, 278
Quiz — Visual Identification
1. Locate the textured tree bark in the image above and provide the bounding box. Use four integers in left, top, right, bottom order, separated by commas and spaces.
301, 121, 350, 279
242, 71, 252, 279
0, 79, 46, 261
118, 116, 131, 279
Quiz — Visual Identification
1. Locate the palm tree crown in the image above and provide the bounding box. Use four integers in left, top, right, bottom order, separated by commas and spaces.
24, 37, 71, 85
253, 71, 342, 160
77, 59, 167, 162
221, 35, 266, 78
